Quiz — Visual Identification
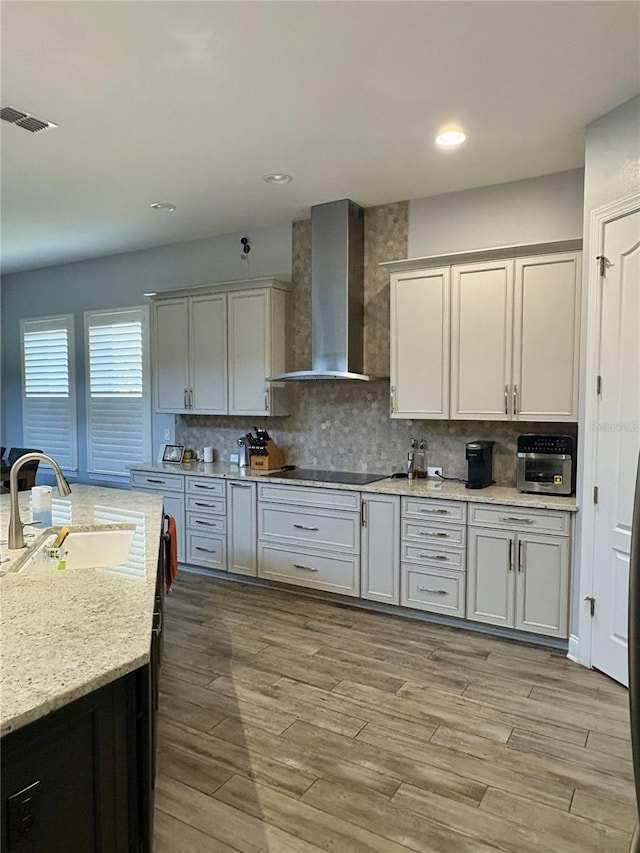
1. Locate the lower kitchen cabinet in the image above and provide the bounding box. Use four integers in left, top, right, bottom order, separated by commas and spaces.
361, 493, 400, 604
258, 541, 360, 596
130, 470, 185, 563
185, 475, 227, 570
466, 526, 570, 638
227, 480, 257, 576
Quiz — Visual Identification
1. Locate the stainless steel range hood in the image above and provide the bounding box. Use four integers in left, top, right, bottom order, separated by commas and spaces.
268, 198, 369, 381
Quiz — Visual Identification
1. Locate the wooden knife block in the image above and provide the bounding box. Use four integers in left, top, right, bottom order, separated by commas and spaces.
250, 440, 286, 470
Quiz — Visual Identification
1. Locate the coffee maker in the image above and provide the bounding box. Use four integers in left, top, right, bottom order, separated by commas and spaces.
465, 440, 495, 489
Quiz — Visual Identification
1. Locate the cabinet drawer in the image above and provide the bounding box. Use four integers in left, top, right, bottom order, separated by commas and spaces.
259, 505, 360, 554
258, 483, 360, 512
401, 498, 466, 524
401, 566, 466, 617
186, 495, 226, 514
186, 512, 226, 534
258, 543, 359, 597
186, 477, 225, 498
186, 532, 226, 570
402, 520, 466, 548
468, 504, 570, 535
402, 543, 466, 570
131, 470, 184, 492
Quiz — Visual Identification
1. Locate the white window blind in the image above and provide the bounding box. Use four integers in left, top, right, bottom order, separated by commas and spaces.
21, 315, 77, 471
85, 307, 151, 477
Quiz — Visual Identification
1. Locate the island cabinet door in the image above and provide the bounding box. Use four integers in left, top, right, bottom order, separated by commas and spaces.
361, 493, 400, 604
466, 527, 515, 627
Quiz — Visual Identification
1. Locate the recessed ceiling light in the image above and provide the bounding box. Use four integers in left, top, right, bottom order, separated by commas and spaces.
435, 129, 467, 149
150, 202, 176, 212
263, 173, 293, 185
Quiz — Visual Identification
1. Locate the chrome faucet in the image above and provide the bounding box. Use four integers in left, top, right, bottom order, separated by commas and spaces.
8, 453, 72, 549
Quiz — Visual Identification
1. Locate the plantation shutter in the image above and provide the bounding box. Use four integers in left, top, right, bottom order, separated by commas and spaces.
85, 307, 151, 477
21, 315, 77, 471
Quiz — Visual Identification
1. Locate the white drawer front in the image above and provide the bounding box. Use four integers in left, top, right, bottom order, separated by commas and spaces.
402, 543, 466, 570
186, 495, 226, 515
402, 520, 466, 548
259, 505, 360, 554
401, 566, 466, 617
186, 512, 226, 534
131, 470, 184, 492
187, 531, 226, 570
258, 543, 359, 596
186, 477, 225, 498
258, 483, 360, 512
468, 504, 570, 535
402, 498, 466, 524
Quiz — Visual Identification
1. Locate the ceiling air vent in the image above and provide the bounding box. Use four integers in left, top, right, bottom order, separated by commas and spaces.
1, 106, 57, 133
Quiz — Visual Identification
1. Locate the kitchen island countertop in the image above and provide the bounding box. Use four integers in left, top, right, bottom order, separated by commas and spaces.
130, 461, 579, 511
0, 485, 164, 736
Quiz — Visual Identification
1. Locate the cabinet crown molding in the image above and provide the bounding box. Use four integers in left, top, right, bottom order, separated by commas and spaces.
381, 239, 583, 274
149, 276, 292, 301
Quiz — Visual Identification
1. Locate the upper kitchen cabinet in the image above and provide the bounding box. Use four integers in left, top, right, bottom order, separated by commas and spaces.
152, 278, 291, 417
384, 242, 582, 423
390, 267, 450, 419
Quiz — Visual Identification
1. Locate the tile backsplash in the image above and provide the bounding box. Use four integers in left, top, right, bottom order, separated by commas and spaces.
176, 201, 577, 486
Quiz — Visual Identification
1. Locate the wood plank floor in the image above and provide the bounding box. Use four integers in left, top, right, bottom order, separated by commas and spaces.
154, 572, 637, 853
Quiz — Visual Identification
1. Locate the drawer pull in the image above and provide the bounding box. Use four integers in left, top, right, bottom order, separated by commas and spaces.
417, 587, 448, 595
418, 531, 448, 538
293, 524, 320, 531
500, 516, 534, 524
195, 546, 216, 553
419, 553, 448, 561
195, 520, 217, 527
193, 483, 219, 490
194, 501, 218, 508
418, 508, 449, 515
146, 478, 165, 484
293, 563, 319, 572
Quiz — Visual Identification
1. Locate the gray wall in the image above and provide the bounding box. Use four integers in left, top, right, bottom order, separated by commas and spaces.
0, 223, 292, 483
408, 169, 584, 257
572, 95, 640, 636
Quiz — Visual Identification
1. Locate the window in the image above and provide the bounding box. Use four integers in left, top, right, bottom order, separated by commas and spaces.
21, 315, 77, 472
85, 307, 151, 477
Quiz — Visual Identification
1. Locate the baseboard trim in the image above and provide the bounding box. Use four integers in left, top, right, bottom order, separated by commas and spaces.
568, 633, 580, 663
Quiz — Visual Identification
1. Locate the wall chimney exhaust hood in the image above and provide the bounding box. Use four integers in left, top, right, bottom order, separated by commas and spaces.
268, 199, 369, 381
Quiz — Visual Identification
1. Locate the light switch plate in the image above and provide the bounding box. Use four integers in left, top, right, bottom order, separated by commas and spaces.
229, 453, 239, 464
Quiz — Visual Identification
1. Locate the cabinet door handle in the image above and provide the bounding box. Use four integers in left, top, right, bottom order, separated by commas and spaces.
146, 478, 165, 485
419, 531, 448, 538
500, 516, 534, 524
293, 524, 320, 531
518, 539, 524, 572
513, 384, 518, 417
184, 388, 189, 410
293, 563, 319, 572
504, 385, 509, 415
509, 538, 514, 571
264, 388, 270, 411
195, 546, 216, 553
417, 587, 448, 595
391, 385, 396, 414
361, 500, 367, 528
419, 553, 448, 561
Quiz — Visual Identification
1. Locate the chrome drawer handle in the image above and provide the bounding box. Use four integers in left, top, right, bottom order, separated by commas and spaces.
194, 484, 219, 490
500, 516, 534, 523
146, 478, 165, 484
418, 531, 448, 537
194, 501, 218, 508
418, 508, 449, 515
195, 546, 216, 553
293, 524, 320, 531
419, 553, 448, 561
293, 563, 319, 572
417, 587, 448, 595
195, 520, 217, 527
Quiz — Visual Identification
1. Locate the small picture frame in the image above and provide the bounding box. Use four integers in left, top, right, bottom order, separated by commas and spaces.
162, 444, 185, 463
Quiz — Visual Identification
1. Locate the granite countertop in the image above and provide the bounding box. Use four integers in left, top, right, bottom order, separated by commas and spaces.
0, 485, 164, 736
130, 462, 579, 511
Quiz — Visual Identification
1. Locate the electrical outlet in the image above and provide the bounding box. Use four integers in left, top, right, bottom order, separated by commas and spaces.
163, 429, 172, 441
428, 466, 443, 479
229, 453, 239, 464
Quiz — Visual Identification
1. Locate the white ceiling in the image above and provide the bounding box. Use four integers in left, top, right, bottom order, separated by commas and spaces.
2, 1, 638, 275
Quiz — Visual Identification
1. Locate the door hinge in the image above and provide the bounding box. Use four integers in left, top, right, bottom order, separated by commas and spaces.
596, 374, 602, 396
596, 255, 612, 277
593, 485, 599, 504
584, 596, 596, 617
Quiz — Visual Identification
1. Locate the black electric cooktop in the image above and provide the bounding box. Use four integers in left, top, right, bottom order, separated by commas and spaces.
264, 468, 388, 486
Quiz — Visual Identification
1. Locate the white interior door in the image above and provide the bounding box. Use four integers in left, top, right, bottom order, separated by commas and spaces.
592, 207, 640, 685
